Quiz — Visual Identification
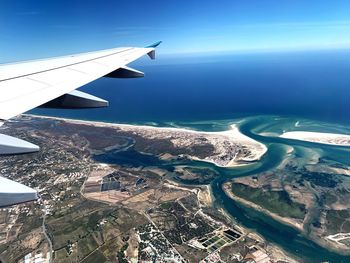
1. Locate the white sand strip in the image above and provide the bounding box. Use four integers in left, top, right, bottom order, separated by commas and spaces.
281, 131, 350, 146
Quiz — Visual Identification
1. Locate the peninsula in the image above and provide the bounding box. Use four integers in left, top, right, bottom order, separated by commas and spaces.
32, 115, 267, 168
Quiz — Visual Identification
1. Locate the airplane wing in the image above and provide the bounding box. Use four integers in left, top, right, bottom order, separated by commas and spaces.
0, 41, 161, 207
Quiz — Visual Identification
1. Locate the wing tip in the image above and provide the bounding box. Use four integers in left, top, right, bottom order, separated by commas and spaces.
145, 41, 162, 48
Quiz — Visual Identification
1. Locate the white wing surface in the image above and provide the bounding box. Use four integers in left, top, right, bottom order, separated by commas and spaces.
0, 41, 161, 120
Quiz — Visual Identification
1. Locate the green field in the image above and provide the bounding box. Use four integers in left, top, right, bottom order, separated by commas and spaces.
326, 210, 350, 234
231, 183, 306, 219
81, 250, 107, 263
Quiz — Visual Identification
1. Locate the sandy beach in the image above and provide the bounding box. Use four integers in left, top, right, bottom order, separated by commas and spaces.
280, 131, 350, 146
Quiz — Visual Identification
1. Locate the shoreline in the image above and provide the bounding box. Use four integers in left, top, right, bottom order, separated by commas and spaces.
280, 131, 350, 147
23, 114, 267, 168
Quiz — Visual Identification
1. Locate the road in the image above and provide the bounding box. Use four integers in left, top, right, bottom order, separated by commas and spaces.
38, 194, 53, 263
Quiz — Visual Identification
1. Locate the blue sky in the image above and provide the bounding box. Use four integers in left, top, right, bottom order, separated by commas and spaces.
1, 0, 350, 62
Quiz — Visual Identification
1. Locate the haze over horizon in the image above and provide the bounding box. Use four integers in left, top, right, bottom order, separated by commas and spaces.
1, 0, 350, 62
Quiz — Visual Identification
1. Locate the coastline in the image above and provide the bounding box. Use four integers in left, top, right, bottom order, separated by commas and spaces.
24, 114, 267, 168
280, 131, 350, 147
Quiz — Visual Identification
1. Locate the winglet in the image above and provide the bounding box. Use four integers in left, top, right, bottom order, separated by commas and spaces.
145, 41, 162, 48
146, 41, 161, 60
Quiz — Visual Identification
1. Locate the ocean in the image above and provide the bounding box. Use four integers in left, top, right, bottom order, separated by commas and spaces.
31, 49, 350, 125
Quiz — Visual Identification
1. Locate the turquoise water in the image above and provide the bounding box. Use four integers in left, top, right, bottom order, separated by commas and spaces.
211, 116, 350, 262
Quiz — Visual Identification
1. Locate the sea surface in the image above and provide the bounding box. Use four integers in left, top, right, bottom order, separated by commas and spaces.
32, 50, 350, 262
32, 49, 350, 125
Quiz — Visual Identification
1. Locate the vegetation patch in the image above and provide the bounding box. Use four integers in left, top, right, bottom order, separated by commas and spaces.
231, 183, 306, 219
299, 170, 341, 188
325, 209, 350, 234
